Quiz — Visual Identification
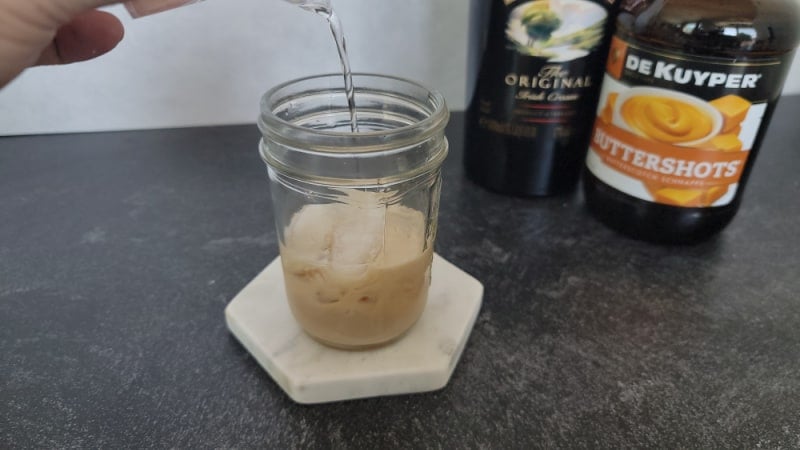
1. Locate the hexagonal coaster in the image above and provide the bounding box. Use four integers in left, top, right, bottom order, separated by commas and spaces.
225, 253, 483, 404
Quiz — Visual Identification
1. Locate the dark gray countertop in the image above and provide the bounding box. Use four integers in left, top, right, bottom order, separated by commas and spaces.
2, 96, 799, 448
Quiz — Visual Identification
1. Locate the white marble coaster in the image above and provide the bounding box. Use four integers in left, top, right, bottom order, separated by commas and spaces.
225, 253, 483, 404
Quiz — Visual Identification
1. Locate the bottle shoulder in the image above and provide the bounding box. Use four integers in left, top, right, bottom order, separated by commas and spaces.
617, 0, 800, 57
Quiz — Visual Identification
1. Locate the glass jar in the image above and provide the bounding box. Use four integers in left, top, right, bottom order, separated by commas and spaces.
258, 73, 450, 350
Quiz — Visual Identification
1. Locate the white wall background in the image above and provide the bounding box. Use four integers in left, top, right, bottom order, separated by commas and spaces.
0, 0, 471, 135
0, 0, 798, 136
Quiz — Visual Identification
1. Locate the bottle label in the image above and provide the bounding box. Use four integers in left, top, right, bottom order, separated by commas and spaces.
586, 36, 792, 208
474, 0, 615, 140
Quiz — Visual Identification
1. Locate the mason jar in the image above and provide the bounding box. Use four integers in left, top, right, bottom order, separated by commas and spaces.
258, 73, 449, 350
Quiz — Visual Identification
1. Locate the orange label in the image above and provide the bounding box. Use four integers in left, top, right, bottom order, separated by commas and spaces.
587, 33, 789, 208
606, 36, 627, 80
589, 113, 753, 208
591, 119, 749, 190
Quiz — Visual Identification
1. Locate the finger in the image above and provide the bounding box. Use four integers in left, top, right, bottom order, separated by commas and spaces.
35, 9, 124, 66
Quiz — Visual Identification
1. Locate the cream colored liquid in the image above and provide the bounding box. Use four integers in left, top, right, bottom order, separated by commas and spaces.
280, 203, 432, 349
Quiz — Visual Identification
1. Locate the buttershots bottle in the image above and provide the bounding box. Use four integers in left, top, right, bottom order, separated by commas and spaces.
464, 0, 618, 196
583, 0, 800, 243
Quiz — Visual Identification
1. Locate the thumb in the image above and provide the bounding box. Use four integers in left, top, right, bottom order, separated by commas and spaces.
0, 0, 123, 87
35, 9, 125, 66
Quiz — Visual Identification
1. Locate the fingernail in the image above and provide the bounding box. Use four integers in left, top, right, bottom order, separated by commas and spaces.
124, 0, 203, 18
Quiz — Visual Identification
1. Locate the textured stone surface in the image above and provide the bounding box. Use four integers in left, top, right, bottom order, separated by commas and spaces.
225, 254, 483, 404
2, 98, 800, 448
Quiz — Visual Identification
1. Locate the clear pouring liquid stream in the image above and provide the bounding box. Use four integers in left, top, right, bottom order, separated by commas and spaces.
286, 0, 359, 132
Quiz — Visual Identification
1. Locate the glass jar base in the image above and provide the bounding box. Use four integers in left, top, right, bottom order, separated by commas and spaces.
304, 326, 415, 351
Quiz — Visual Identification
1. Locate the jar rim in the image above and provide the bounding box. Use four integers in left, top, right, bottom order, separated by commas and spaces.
258, 73, 449, 153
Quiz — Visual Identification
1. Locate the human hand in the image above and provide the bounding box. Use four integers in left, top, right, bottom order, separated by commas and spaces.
0, 0, 125, 88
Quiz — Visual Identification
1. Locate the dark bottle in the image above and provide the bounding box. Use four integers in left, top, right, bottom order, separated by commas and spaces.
464, 0, 618, 196
583, 0, 800, 243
